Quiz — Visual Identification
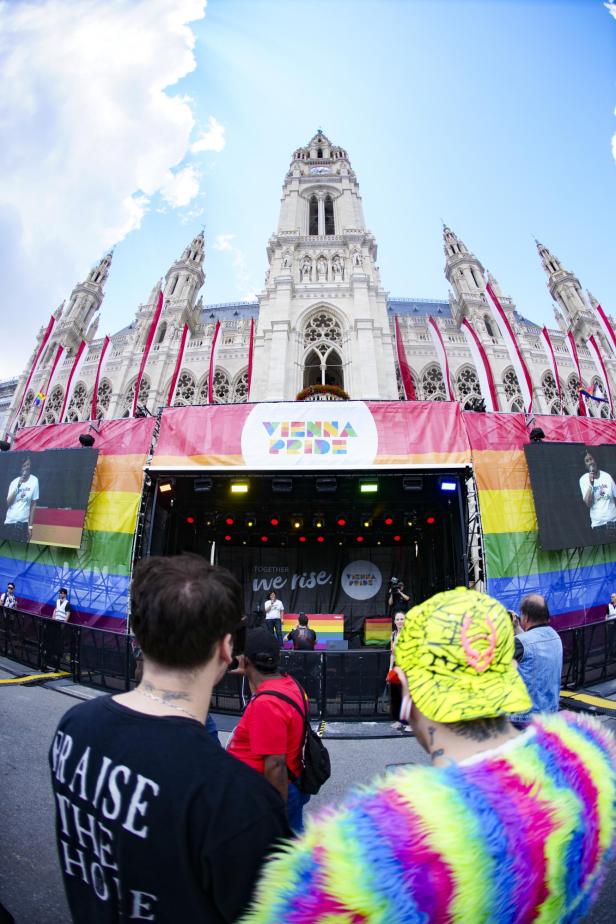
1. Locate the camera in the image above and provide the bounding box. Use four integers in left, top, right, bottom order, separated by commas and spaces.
388, 577, 400, 590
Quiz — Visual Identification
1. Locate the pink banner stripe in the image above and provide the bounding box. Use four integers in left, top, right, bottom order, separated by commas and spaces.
587, 334, 613, 414
566, 330, 587, 416
132, 289, 164, 417
90, 335, 110, 420
59, 339, 87, 422
9, 314, 56, 433
540, 327, 562, 402
595, 303, 616, 356
486, 282, 533, 412
35, 343, 64, 423
247, 317, 255, 399
207, 320, 221, 404
461, 318, 499, 411
166, 324, 189, 407
427, 317, 455, 400
394, 316, 416, 400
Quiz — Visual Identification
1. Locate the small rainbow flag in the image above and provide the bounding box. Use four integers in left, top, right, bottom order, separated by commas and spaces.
364, 617, 391, 646
33, 390, 46, 407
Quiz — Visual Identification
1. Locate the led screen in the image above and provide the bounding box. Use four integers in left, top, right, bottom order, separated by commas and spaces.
524, 442, 616, 551
0, 448, 99, 549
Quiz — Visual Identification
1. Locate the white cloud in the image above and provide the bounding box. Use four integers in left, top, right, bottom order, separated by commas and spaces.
0, 0, 208, 376
213, 233, 256, 301
191, 116, 226, 153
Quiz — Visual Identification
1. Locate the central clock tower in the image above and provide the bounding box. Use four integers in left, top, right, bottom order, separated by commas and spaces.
249, 131, 398, 401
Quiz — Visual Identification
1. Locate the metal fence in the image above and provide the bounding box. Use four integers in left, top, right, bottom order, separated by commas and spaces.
2, 608, 616, 719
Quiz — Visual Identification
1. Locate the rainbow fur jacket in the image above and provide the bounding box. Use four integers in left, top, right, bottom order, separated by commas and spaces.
241, 713, 616, 924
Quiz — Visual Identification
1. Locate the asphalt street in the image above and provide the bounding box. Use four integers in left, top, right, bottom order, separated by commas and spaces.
1, 661, 615, 923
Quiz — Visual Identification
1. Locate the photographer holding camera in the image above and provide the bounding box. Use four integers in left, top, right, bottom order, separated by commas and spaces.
387, 576, 410, 615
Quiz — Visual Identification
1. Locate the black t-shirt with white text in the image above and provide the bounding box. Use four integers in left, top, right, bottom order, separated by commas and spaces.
49, 696, 290, 923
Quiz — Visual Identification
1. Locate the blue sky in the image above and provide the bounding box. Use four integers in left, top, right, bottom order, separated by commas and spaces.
1, 0, 614, 377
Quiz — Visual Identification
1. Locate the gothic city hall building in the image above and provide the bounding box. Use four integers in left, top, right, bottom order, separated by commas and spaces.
8, 131, 616, 426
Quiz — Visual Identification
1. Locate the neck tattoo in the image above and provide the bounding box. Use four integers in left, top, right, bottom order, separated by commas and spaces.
138, 688, 202, 723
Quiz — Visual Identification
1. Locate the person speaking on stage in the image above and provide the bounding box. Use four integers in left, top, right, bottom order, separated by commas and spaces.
579, 449, 616, 532
264, 590, 284, 646
4, 457, 39, 543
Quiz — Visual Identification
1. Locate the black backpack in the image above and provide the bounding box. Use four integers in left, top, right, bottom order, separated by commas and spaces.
253, 678, 331, 795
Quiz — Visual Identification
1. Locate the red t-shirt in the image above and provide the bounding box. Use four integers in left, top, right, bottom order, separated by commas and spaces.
227, 675, 306, 778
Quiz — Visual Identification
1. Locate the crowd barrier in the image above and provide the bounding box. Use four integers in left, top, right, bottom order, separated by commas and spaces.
2, 608, 616, 719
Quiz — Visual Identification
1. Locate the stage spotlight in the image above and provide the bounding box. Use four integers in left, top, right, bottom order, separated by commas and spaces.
260, 536, 268, 543
316, 477, 337, 493
529, 427, 545, 443
0, 440, 10, 452
359, 480, 378, 494
356, 535, 364, 543
79, 433, 95, 447
292, 517, 303, 529
336, 516, 347, 527
439, 478, 457, 493
158, 479, 175, 494
404, 514, 414, 527
230, 481, 249, 494
426, 515, 436, 525
313, 515, 325, 529
362, 518, 373, 529
186, 516, 195, 525
393, 535, 401, 542
298, 535, 307, 543
272, 477, 293, 494
383, 516, 394, 526
224, 534, 232, 541
245, 513, 257, 528
194, 477, 213, 493
402, 475, 423, 492
204, 513, 216, 528
270, 516, 280, 527
225, 516, 235, 526
317, 536, 325, 543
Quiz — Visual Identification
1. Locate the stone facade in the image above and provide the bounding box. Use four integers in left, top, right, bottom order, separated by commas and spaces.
7, 132, 616, 429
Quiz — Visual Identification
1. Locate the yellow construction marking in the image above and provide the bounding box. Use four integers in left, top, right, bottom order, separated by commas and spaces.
0, 671, 70, 684
560, 690, 616, 710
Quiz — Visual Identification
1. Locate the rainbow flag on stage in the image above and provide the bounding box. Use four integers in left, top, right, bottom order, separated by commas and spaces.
283, 614, 344, 649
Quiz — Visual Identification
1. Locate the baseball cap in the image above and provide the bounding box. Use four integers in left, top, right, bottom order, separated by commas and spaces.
394, 586, 532, 723
244, 628, 281, 673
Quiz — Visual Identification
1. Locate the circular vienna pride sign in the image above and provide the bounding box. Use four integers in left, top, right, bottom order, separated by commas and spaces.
241, 401, 378, 470
341, 560, 382, 601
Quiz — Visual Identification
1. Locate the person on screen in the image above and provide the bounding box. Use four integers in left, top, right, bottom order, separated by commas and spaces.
0, 581, 17, 609
607, 592, 616, 619
52, 587, 72, 622
579, 450, 616, 529
4, 458, 39, 542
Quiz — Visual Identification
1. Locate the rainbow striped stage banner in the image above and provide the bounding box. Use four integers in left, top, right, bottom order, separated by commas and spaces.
282, 613, 344, 649
0, 418, 155, 631
464, 413, 616, 629
364, 617, 392, 646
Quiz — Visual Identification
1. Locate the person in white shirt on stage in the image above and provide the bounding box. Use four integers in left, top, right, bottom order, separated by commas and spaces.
264, 590, 284, 646
52, 588, 72, 622
607, 592, 616, 619
4, 458, 39, 543
0, 581, 17, 609
579, 450, 616, 531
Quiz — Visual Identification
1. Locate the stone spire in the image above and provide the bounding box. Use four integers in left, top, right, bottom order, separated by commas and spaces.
55, 251, 112, 354
536, 240, 592, 336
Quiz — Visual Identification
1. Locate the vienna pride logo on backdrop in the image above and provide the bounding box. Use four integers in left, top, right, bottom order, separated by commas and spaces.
241, 402, 378, 469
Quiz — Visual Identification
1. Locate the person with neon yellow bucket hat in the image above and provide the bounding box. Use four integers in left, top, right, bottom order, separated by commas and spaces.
241, 587, 616, 924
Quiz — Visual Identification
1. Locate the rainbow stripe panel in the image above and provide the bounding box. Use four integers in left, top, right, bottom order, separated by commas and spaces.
465, 413, 616, 628
283, 613, 344, 649
364, 617, 392, 645
0, 418, 155, 630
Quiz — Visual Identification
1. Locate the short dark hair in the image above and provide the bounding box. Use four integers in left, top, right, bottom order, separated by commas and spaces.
298, 614, 308, 626
59, 587, 68, 595
130, 554, 242, 669
7, 582, 14, 589
520, 593, 550, 626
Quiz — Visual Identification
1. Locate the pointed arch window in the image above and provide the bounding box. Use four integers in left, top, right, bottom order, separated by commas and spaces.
317, 147, 323, 158
455, 365, 481, 409
173, 371, 196, 406
42, 386, 64, 425
17, 390, 35, 429
96, 379, 113, 420
484, 316, 495, 339
302, 346, 344, 389
421, 365, 447, 401
309, 196, 318, 236
122, 377, 150, 417
470, 267, 480, 288
66, 382, 88, 422
324, 196, 335, 235
155, 322, 167, 345
502, 367, 523, 410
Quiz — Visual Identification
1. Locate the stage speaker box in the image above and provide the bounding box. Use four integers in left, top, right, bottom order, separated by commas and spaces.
326, 639, 348, 651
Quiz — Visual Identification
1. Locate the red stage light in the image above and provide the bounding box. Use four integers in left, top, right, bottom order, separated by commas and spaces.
270, 517, 280, 526
299, 536, 307, 543
224, 534, 232, 541
260, 536, 268, 543
427, 516, 436, 525
225, 517, 235, 526
356, 536, 364, 543
317, 536, 325, 543
393, 535, 401, 542
336, 517, 347, 527
384, 517, 394, 526
186, 516, 195, 524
